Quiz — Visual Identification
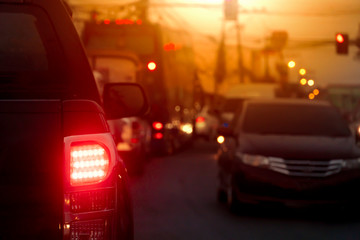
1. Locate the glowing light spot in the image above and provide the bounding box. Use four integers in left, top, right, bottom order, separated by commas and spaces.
299, 68, 306, 76
154, 133, 163, 139
336, 34, 344, 43
313, 89, 320, 95
288, 60, 296, 68
309, 93, 315, 100
152, 122, 163, 130
308, 79, 315, 86
147, 61, 156, 71
300, 78, 307, 85
217, 136, 225, 144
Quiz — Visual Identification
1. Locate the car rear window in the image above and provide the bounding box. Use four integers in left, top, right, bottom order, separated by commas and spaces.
242, 103, 351, 137
0, 5, 69, 99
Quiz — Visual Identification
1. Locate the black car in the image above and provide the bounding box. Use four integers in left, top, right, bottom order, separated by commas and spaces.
217, 98, 360, 211
0, 0, 147, 239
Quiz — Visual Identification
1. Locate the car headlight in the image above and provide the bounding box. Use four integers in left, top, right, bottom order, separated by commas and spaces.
342, 158, 360, 169
241, 154, 270, 168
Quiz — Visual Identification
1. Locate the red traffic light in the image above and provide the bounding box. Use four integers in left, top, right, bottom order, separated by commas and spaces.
335, 33, 348, 55
336, 33, 344, 43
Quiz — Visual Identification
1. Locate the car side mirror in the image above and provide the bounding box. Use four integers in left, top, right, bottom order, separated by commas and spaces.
103, 83, 149, 119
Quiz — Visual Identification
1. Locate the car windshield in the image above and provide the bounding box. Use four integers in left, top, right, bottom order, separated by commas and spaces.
243, 103, 351, 136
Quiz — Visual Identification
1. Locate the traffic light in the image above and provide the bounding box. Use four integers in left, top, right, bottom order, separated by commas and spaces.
224, 0, 238, 21
335, 33, 349, 55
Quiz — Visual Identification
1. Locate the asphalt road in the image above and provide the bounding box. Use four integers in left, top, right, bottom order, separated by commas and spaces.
130, 139, 360, 240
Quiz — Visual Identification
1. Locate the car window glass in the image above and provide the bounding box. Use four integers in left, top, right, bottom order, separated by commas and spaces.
243, 103, 351, 137
0, 13, 47, 71
0, 6, 68, 99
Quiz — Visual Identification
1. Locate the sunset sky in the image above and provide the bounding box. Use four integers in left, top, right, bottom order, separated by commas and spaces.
149, 0, 360, 89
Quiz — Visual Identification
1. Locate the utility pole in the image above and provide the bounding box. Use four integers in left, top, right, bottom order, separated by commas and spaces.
236, 22, 244, 83
223, 0, 244, 83
139, 0, 149, 22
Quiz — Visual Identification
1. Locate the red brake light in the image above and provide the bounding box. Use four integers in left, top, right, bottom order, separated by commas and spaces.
196, 116, 205, 123
70, 143, 110, 186
154, 132, 163, 139
336, 33, 344, 43
152, 121, 163, 130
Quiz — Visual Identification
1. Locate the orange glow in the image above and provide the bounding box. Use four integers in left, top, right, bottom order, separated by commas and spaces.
196, 116, 205, 123
336, 33, 344, 43
70, 143, 109, 185
115, 19, 134, 25
308, 93, 315, 100
136, 19, 143, 25
300, 78, 307, 85
103, 19, 111, 25
164, 42, 176, 51
152, 121, 163, 130
313, 89, 320, 95
147, 61, 157, 71
217, 135, 225, 144
308, 79, 315, 86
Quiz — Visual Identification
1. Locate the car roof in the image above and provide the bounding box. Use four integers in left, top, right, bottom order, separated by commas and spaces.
244, 98, 331, 107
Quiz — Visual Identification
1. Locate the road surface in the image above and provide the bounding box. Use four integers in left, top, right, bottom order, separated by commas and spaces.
130, 139, 360, 240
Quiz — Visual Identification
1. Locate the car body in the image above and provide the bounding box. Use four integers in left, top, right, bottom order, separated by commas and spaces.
217, 98, 360, 210
108, 117, 151, 174
0, 0, 147, 239
194, 105, 220, 140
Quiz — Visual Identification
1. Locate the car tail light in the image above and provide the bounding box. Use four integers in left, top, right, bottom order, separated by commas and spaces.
70, 143, 110, 186
70, 219, 107, 240
154, 132, 163, 139
131, 137, 140, 144
70, 189, 115, 213
152, 121, 163, 130
196, 116, 205, 123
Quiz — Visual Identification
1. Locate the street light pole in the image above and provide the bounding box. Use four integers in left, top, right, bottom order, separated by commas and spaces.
236, 20, 244, 83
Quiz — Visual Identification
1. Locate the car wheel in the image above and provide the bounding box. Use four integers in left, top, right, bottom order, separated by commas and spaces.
228, 181, 241, 213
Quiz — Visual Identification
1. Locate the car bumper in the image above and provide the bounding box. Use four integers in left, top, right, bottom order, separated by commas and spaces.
232, 163, 360, 207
